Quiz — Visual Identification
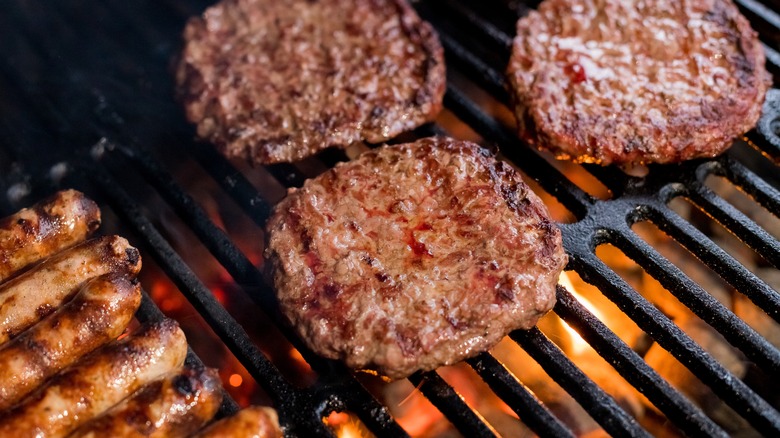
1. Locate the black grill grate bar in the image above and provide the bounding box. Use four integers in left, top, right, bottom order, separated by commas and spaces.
0, 73, 43, 169
735, 0, 780, 34
511, 328, 652, 437
568, 241, 780, 435
134, 290, 241, 417
689, 182, 780, 268
438, 31, 509, 105
0, 73, 50, 191
430, 0, 513, 50
109, 143, 275, 311
616, 221, 780, 374
649, 203, 780, 324
465, 353, 575, 438
407, 372, 499, 437
186, 140, 273, 228
720, 156, 780, 218
321, 381, 410, 438
553, 286, 727, 437
762, 43, 780, 73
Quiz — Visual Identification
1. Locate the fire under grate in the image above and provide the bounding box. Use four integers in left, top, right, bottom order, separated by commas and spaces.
1, 0, 780, 436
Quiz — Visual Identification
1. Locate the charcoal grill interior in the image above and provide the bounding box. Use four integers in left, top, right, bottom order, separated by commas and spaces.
2, 0, 780, 436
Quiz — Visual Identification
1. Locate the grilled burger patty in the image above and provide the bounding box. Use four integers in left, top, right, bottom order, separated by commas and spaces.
265, 137, 566, 379
507, 0, 770, 165
176, 0, 445, 164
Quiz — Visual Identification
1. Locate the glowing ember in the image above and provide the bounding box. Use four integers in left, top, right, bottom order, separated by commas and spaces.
229, 373, 243, 387
324, 411, 369, 438
558, 272, 604, 355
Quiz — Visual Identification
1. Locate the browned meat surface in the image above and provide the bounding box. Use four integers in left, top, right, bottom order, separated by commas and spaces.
0, 190, 100, 283
176, 0, 445, 164
506, 0, 770, 165
0, 319, 187, 438
265, 137, 566, 379
0, 273, 140, 410
196, 406, 282, 438
0, 235, 141, 345
71, 365, 223, 438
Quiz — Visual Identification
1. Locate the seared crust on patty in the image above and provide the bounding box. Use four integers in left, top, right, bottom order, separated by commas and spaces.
507, 0, 770, 165
176, 0, 445, 164
264, 137, 566, 379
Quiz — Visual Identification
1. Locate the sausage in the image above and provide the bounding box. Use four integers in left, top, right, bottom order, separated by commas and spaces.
196, 406, 283, 438
0, 319, 187, 438
0, 235, 141, 345
71, 365, 223, 438
0, 273, 141, 410
0, 190, 100, 283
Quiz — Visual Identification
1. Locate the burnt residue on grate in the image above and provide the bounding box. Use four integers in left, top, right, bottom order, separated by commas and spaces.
0, 0, 779, 437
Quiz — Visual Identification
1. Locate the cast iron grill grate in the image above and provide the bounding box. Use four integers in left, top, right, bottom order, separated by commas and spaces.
0, 0, 779, 436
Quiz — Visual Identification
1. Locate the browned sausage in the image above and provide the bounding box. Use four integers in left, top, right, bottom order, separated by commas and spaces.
0, 319, 187, 438
0, 235, 141, 345
0, 273, 141, 410
70, 365, 223, 438
196, 406, 283, 438
0, 190, 100, 283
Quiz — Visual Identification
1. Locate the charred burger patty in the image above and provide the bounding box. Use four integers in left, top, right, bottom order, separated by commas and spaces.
176, 0, 445, 164
507, 0, 770, 165
264, 137, 567, 379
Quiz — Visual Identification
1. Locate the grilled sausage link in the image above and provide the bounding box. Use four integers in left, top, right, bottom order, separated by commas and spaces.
0, 190, 100, 283
71, 365, 223, 438
196, 406, 283, 438
0, 235, 141, 345
0, 319, 187, 438
0, 273, 141, 410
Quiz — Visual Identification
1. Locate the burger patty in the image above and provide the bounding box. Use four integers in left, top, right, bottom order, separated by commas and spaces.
506, 0, 771, 165
176, 0, 445, 164
264, 137, 567, 379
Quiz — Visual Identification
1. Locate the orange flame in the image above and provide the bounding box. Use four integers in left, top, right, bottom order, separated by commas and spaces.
558, 272, 604, 355
325, 412, 369, 438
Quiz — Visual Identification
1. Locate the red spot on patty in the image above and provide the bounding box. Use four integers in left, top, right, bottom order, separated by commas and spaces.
304, 251, 321, 273
414, 222, 433, 231
564, 62, 586, 84
409, 240, 431, 257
